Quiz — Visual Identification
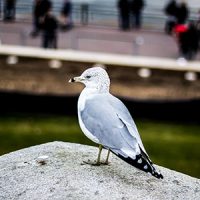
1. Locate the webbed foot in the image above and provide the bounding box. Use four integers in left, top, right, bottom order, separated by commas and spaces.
82, 159, 109, 166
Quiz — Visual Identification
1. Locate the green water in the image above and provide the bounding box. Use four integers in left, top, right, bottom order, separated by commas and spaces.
0, 114, 199, 178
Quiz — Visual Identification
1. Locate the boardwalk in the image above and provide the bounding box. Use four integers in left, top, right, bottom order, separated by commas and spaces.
0, 21, 200, 60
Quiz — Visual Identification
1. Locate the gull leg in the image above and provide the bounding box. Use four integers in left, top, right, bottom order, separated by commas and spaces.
83, 145, 102, 166
101, 149, 110, 165
105, 149, 110, 164
96, 144, 103, 165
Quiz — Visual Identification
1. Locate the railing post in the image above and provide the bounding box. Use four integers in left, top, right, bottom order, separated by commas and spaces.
80, 3, 89, 25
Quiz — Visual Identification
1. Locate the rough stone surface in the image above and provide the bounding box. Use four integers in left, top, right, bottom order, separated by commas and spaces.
0, 142, 199, 200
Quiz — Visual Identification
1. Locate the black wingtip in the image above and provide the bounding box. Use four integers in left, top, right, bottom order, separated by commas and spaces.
152, 170, 164, 179
112, 151, 164, 179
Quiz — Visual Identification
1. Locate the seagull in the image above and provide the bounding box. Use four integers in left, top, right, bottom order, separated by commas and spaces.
69, 66, 163, 179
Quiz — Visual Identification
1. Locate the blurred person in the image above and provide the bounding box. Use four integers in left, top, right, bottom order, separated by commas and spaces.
173, 22, 188, 53
164, 0, 178, 34
41, 8, 58, 49
59, 0, 73, 30
3, 0, 16, 21
176, 22, 199, 60
185, 22, 199, 60
176, 1, 189, 24
117, 0, 130, 30
130, 0, 145, 29
31, 0, 52, 37
32, 0, 43, 36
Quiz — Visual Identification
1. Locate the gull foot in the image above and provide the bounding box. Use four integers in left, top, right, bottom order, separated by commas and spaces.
81, 159, 110, 166
82, 159, 101, 166
100, 161, 110, 166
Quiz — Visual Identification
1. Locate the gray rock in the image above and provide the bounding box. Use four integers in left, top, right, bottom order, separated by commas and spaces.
0, 142, 199, 200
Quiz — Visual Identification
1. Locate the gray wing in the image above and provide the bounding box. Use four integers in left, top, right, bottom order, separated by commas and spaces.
80, 93, 146, 158
107, 94, 147, 154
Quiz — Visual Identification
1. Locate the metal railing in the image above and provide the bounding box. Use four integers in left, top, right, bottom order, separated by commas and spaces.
0, 1, 198, 30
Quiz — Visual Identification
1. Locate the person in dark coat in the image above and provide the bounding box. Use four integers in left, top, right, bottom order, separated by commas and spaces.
3, 0, 16, 21
31, 0, 52, 37
60, 0, 73, 30
130, 0, 145, 29
178, 22, 199, 60
42, 9, 58, 49
117, 0, 130, 30
176, 1, 189, 24
32, 0, 42, 36
164, 0, 178, 34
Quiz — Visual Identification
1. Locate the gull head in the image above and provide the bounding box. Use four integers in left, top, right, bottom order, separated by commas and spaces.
69, 66, 110, 93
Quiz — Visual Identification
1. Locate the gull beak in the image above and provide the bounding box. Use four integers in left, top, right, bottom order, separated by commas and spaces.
68, 76, 84, 83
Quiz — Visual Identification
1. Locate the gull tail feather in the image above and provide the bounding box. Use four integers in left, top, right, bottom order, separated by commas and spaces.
111, 150, 163, 179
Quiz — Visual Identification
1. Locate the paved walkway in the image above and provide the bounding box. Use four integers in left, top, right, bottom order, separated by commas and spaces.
0, 21, 199, 60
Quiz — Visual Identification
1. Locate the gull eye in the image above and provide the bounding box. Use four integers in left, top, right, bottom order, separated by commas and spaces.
86, 75, 91, 79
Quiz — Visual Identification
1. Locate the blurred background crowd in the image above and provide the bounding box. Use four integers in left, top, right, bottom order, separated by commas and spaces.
0, 0, 200, 60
